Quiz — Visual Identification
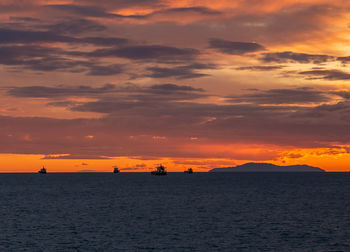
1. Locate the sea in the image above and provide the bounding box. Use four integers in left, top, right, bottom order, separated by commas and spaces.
0, 172, 349, 251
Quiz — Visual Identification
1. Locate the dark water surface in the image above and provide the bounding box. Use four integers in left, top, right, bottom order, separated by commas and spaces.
0, 172, 350, 251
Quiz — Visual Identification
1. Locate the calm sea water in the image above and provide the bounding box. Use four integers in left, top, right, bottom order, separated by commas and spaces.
0, 172, 350, 251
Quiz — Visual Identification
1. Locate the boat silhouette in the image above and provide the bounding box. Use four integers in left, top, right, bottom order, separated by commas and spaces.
184, 168, 193, 174
151, 165, 167, 176
38, 166, 47, 174
113, 167, 120, 173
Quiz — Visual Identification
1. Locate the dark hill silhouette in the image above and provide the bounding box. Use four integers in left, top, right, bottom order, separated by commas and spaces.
209, 162, 325, 172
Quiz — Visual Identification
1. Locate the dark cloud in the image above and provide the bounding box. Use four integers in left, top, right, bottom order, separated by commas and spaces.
310, 101, 350, 116
89, 45, 200, 61
42, 155, 111, 159
236, 65, 284, 71
0, 44, 126, 74
45, 4, 114, 18
9, 17, 40, 22
0, 27, 192, 76
261, 51, 335, 64
45, 4, 145, 19
331, 91, 350, 100
3, 84, 350, 158
46, 101, 77, 107
87, 64, 124, 76
146, 63, 213, 79
0, 28, 75, 44
150, 84, 204, 93
46, 4, 220, 19
209, 38, 265, 55
228, 87, 332, 105
79, 37, 128, 46
46, 19, 106, 34
69, 96, 287, 117
299, 69, 350, 80
0, 45, 90, 72
337, 56, 350, 64
69, 91, 206, 113
7, 83, 204, 101
3, 1, 350, 161
8, 84, 116, 98
0, 28, 128, 46
2, 97, 350, 158
152, 7, 221, 16
0, 28, 199, 75
57, 83, 207, 115
298, 101, 350, 120
73, 0, 162, 9
128, 83, 207, 101
0, 45, 60, 65
22, 57, 90, 72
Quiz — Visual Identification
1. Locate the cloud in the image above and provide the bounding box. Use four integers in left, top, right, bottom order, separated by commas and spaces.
236, 65, 284, 71
9, 17, 40, 22
0, 28, 128, 46
3, 84, 350, 159
79, 37, 128, 46
3, 0, 350, 163
21, 58, 89, 72
0, 45, 89, 72
46, 4, 221, 20
228, 87, 332, 104
299, 69, 350, 80
149, 84, 204, 93
89, 45, 200, 61
69, 92, 206, 114
337, 56, 350, 64
87, 64, 124, 76
209, 38, 265, 55
0, 45, 60, 64
7, 83, 206, 104
331, 91, 350, 100
146, 63, 213, 79
8, 84, 117, 98
75, 0, 161, 9
0, 28, 75, 44
45, 19, 107, 34
2, 97, 350, 159
151, 7, 222, 16
0, 27, 199, 75
45, 4, 145, 19
42, 155, 111, 159
261, 51, 335, 64
0, 44, 126, 74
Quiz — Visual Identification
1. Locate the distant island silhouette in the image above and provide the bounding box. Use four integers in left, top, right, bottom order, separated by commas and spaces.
209, 163, 325, 172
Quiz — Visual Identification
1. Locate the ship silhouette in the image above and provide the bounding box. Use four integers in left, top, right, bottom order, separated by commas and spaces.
113, 167, 120, 173
151, 165, 167, 176
184, 168, 193, 174
38, 166, 47, 174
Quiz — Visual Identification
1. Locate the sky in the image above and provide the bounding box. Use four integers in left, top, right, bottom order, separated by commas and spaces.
1, 0, 350, 172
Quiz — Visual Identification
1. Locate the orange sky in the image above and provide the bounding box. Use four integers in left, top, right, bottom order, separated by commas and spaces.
1, 0, 350, 172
